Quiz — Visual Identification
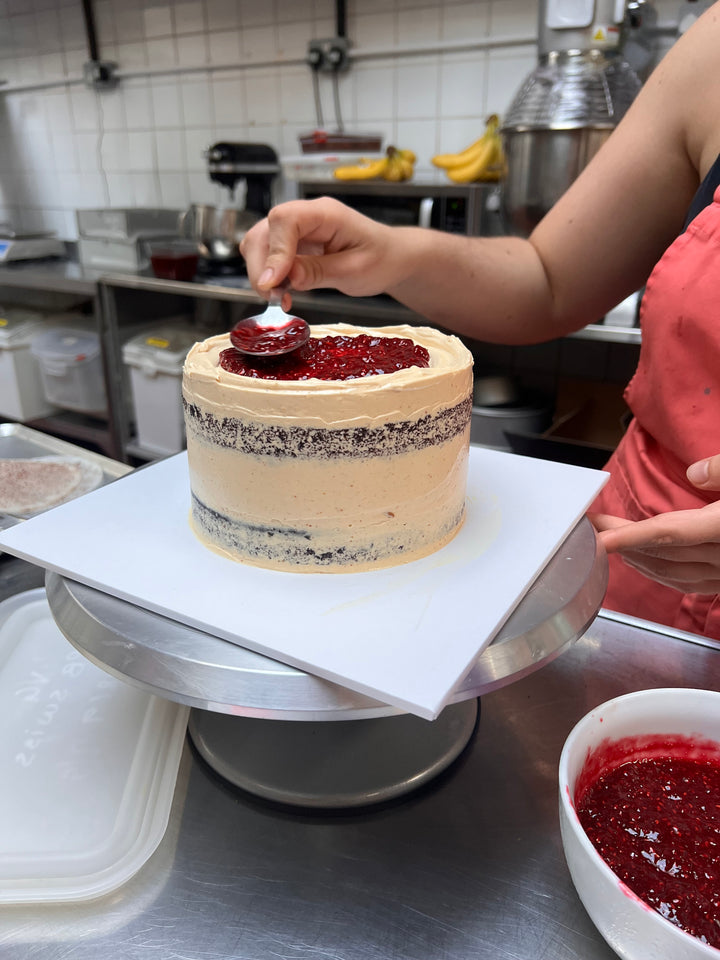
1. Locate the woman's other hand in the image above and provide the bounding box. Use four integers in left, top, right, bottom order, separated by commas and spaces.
589, 454, 720, 594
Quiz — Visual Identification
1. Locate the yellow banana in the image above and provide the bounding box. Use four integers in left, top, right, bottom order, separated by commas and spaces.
382, 146, 414, 182
446, 134, 501, 184
432, 115, 500, 171
432, 138, 487, 170
334, 156, 389, 180
383, 159, 411, 181
334, 145, 415, 182
478, 131, 506, 182
474, 150, 505, 182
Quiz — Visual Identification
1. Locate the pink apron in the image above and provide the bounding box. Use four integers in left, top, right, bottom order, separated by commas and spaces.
590, 185, 720, 638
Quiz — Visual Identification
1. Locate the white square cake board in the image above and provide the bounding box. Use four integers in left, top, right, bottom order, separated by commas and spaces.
0, 447, 607, 720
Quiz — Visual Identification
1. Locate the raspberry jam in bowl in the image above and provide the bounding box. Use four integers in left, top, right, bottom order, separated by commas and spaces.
559, 688, 720, 960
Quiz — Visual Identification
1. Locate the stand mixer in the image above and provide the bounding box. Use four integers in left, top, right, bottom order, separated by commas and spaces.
183, 142, 280, 276
205, 142, 280, 210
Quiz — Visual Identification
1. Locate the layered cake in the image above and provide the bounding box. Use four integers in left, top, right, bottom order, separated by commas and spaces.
182, 322, 473, 573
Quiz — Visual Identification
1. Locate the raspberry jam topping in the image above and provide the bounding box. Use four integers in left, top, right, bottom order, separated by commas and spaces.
575, 735, 720, 948
220, 333, 430, 381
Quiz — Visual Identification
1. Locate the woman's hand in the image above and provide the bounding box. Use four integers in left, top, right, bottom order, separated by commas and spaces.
240, 197, 405, 305
590, 455, 720, 594
239, 196, 564, 341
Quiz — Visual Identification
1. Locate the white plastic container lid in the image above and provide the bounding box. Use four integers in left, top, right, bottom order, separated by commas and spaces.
30, 328, 101, 366
0, 588, 188, 903
122, 326, 198, 376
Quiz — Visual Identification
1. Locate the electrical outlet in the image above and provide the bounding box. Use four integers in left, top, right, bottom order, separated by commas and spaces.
83, 60, 118, 90
306, 37, 349, 73
307, 39, 324, 70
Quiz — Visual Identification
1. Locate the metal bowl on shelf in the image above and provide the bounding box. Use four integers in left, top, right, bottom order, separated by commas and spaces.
472, 375, 524, 407
471, 377, 554, 449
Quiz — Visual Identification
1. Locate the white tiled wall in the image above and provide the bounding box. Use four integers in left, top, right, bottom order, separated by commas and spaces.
0, 0, 681, 239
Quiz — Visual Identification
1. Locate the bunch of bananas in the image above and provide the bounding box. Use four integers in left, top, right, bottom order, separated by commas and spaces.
431, 115, 505, 184
334, 146, 416, 182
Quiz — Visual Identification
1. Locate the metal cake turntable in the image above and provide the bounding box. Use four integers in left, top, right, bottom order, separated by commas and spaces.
45, 517, 606, 809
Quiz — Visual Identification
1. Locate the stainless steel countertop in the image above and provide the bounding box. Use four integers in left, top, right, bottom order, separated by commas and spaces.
0, 258, 102, 296
0, 551, 717, 958
0, 257, 412, 323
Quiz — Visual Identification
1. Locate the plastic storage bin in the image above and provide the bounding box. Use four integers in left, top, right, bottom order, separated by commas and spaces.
30, 328, 107, 415
0, 312, 59, 421
122, 325, 198, 456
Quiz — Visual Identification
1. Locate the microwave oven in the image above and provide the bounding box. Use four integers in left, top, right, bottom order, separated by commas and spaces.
296, 180, 504, 237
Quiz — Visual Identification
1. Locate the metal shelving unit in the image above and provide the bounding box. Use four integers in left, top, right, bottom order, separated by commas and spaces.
0, 259, 642, 464
0, 259, 125, 459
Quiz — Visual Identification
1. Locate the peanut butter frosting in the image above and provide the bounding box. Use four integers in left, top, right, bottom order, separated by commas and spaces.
182, 323, 473, 428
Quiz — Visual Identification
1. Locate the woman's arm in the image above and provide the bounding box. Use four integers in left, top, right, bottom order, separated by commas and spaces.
242, 4, 720, 344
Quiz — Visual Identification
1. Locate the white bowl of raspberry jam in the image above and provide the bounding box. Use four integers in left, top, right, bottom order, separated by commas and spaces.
559, 688, 720, 960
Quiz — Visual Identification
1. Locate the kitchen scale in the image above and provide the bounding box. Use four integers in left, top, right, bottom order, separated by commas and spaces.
45, 516, 607, 809
0, 232, 66, 261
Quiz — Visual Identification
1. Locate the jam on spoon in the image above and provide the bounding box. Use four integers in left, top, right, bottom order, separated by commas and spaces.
230, 288, 310, 357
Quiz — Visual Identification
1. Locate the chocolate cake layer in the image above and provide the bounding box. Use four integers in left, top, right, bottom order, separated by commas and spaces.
183, 396, 472, 458
191, 491, 466, 568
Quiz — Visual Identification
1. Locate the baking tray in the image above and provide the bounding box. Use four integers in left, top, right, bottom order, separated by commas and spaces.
0, 422, 130, 483
0, 422, 131, 551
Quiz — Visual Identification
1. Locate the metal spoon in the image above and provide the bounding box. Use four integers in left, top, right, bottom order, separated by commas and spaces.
230, 287, 310, 357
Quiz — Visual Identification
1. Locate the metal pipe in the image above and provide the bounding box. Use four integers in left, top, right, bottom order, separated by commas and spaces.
336, 0, 346, 39
80, 0, 100, 62
0, 34, 542, 96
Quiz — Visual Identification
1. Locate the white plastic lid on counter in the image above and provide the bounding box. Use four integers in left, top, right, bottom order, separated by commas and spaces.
0, 588, 188, 903
31, 326, 100, 366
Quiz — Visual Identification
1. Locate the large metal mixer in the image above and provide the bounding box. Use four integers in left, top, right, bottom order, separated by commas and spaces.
501, 0, 643, 235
